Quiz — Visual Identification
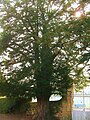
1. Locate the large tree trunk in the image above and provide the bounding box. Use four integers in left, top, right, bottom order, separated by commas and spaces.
33, 97, 50, 120
56, 86, 74, 120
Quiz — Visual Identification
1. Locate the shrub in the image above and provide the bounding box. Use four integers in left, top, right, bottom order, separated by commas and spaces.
0, 97, 30, 113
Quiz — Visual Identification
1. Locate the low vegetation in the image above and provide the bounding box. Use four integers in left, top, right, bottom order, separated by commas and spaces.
0, 97, 29, 114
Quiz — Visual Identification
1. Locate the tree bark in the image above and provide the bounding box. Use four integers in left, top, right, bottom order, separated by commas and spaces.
56, 86, 74, 120
33, 97, 50, 120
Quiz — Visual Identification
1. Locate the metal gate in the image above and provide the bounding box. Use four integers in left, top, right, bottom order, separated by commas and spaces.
72, 108, 90, 120
73, 87, 90, 120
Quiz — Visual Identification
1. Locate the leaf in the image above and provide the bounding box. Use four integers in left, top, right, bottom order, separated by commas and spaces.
80, 53, 90, 63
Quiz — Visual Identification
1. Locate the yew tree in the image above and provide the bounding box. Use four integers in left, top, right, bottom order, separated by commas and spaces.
0, 0, 90, 120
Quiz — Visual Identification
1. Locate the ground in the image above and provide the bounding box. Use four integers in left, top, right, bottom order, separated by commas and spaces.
0, 114, 31, 120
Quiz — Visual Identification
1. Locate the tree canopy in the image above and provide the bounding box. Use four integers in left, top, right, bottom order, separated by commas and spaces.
0, 0, 90, 99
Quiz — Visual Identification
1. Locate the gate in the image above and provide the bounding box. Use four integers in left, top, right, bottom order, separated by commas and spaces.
73, 86, 90, 120
72, 108, 90, 120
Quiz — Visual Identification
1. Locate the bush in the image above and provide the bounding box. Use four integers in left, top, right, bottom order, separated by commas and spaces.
0, 97, 16, 113
0, 97, 30, 113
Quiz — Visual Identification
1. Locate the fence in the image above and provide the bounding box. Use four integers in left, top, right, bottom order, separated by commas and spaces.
72, 92, 90, 120
72, 108, 90, 120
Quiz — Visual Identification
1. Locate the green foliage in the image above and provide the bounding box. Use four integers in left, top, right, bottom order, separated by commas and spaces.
0, 98, 16, 113
0, 97, 29, 113
0, 31, 12, 53
0, 0, 89, 100
80, 53, 90, 63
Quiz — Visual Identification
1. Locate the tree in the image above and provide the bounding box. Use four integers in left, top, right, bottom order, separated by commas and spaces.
0, 0, 90, 119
